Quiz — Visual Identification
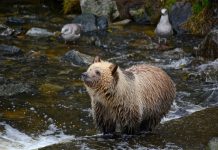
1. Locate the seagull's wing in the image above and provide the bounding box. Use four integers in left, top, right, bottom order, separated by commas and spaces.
74, 26, 81, 35
74, 30, 80, 35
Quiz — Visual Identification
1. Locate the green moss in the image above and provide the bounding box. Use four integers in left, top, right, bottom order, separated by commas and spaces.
192, 0, 209, 14
63, 0, 81, 14
164, 0, 177, 10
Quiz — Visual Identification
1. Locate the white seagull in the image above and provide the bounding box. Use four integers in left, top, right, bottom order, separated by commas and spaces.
61, 23, 82, 43
155, 8, 173, 44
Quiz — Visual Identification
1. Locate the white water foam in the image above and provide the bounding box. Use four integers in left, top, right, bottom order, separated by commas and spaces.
0, 122, 75, 150
162, 101, 204, 122
161, 57, 192, 69
198, 59, 218, 71
162, 91, 204, 122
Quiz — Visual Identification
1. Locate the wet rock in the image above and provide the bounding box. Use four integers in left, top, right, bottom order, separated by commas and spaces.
0, 44, 23, 56
73, 13, 108, 32
79, 35, 102, 47
208, 137, 218, 150
24, 50, 48, 63
96, 16, 108, 30
39, 83, 64, 96
26, 27, 54, 37
0, 24, 15, 36
197, 29, 218, 60
129, 5, 150, 24
0, 79, 37, 97
158, 107, 218, 149
73, 13, 97, 32
80, 0, 119, 20
6, 17, 25, 25
112, 19, 132, 25
169, 2, 192, 34
61, 49, 93, 66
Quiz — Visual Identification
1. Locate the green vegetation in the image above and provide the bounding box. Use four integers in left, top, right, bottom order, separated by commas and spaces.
163, 0, 177, 10
63, 0, 80, 14
162, 0, 209, 14
192, 0, 209, 14
182, 8, 212, 35
182, 0, 212, 35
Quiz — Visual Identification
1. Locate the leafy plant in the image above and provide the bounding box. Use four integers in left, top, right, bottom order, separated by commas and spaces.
182, 8, 212, 35
192, 0, 209, 14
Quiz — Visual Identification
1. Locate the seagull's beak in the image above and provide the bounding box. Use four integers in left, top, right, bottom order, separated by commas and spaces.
61, 29, 64, 34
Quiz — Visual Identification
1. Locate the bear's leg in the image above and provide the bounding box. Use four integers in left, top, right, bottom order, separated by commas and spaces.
122, 126, 136, 134
93, 101, 116, 134
140, 117, 160, 132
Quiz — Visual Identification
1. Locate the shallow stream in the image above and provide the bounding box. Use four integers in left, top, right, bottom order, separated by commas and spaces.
0, 2, 217, 150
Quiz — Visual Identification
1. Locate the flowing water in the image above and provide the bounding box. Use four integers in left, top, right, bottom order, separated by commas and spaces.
0, 1, 218, 150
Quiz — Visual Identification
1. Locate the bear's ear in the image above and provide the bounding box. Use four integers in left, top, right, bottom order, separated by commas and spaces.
93, 56, 101, 63
109, 64, 118, 75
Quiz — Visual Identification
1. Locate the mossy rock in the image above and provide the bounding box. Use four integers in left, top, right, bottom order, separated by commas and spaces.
144, 0, 163, 24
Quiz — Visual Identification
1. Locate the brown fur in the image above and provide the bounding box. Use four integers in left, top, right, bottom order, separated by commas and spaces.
81, 57, 176, 134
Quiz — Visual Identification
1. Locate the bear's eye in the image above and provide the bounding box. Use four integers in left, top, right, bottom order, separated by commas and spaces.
95, 70, 101, 76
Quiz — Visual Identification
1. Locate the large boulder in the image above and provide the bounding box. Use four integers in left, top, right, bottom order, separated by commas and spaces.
197, 29, 218, 60
169, 2, 192, 34
73, 13, 108, 32
80, 0, 119, 20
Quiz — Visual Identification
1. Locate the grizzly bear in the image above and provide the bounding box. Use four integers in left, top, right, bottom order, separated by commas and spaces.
81, 56, 176, 134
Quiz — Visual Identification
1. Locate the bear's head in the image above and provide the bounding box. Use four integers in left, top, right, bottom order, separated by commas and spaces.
81, 56, 118, 90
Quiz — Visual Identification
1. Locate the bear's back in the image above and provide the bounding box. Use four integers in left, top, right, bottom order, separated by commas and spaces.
126, 64, 176, 117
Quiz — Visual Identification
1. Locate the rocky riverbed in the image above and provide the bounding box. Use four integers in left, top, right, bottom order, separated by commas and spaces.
0, 1, 217, 150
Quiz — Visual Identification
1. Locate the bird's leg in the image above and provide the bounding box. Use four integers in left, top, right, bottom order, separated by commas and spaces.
164, 38, 167, 44
158, 37, 161, 44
